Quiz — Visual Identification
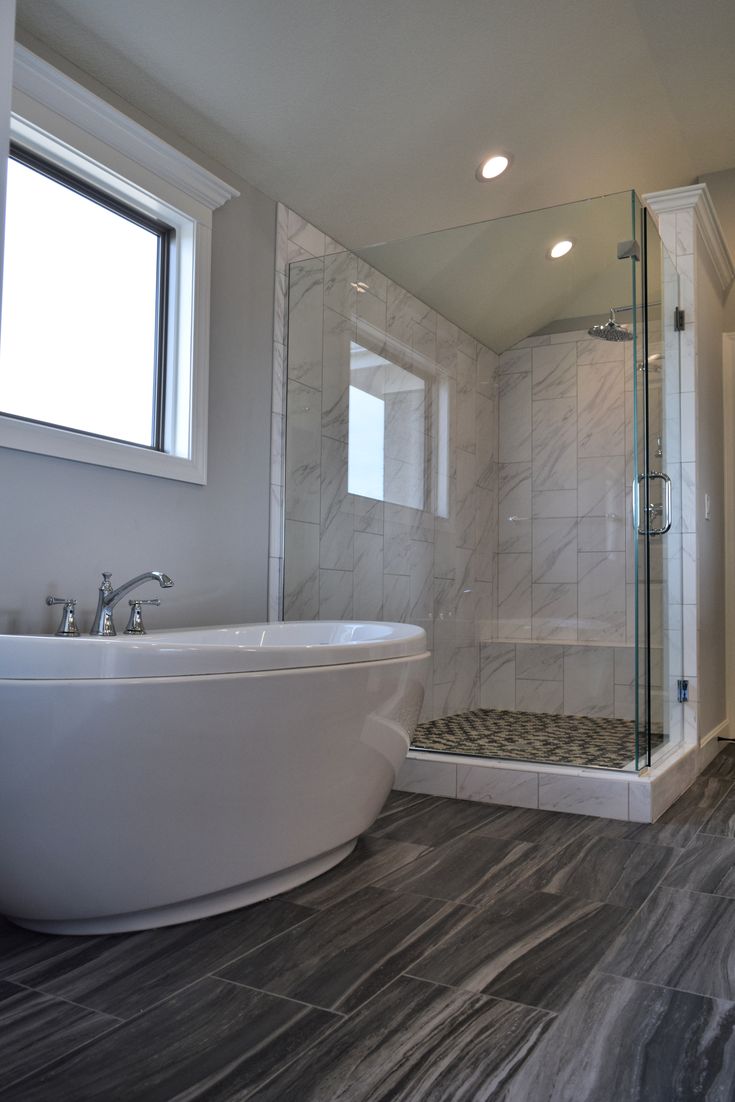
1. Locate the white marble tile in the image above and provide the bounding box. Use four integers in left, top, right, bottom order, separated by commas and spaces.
515, 643, 564, 681
319, 569, 353, 619
681, 462, 696, 532
680, 393, 696, 462
357, 288, 387, 332
577, 362, 625, 457
395, 758, 457, 798
578, 515, 626, 552
576, 338, 626, 366
268, 555, 283, 621
357, 259, 387, 300
475, 486, 498, 583
614, 646, 635, 686
383, 573, 411, 621
456, 351, 476, 453
538, 774, 629, 820
475, 393, 498, 490
628, 781, 652, 823
287, 209, 325, 259
532, 343, 577, 399
283, 520, 320, 620
477, 345, 498, 396
434, 645, 480, 715
353, 531, 383, 619
457, 765, 539, 809
322, 307, 353, 442
532, 583, 577, 641
270, 410, 285, 486
386, 283, 433, 344
614, 682, 635, 721
532, 397, 577, 491
683, 603, 697, 677
285, 380, 321, 523
578, 551, 626, 642
320, 437, 353, 570
324, 233, 346, 256
497, 554, 532, 640
531, 490, 578, 518
272, 340, 286, 416
269, 479, 284, 559
480, 642, 516, 709
499, 372, 532, 462
454, 449, 476, 550
682, 533, 696, 605
516, 678, 563, 714
407, 539, 434, 620
275, 204, 289, 274
324, 250, 357, 319
273, 271, 288, 345
498, 463, 532, 553
436, 316, 459, 375
412, 320, 437, 364
287, 258, 324, 390
532, 518, 577, 583
498, 346, 532, 374
563, 645, 615, 717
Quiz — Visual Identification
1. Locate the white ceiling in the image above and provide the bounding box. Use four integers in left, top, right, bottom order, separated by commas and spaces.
13, 0, 735, 254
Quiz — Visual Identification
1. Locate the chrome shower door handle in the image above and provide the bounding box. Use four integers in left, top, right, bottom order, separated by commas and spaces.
636, 471, 672, 536
648, 471, 672, 535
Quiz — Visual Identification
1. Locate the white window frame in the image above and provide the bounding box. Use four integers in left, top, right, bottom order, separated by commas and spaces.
1, 45, 239, 484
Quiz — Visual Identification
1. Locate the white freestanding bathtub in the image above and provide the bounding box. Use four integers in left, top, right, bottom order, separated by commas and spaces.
0, 621, 429, 934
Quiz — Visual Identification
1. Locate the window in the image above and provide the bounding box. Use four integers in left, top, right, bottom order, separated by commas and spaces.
348, 339, 444, 513
0, 46, 238, 482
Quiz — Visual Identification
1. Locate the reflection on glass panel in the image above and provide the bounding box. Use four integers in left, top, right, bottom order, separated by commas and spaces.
348, 340, 429, 512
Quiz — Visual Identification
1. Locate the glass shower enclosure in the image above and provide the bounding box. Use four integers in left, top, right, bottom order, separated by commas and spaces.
282, 190, 683, 774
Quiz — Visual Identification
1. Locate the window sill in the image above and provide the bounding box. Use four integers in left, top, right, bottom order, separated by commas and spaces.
0, 414, 207, 484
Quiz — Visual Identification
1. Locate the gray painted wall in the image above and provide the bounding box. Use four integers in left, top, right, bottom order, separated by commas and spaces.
0, 0, 16, 319
0, 37, 276, 634
696, 232, 727, 736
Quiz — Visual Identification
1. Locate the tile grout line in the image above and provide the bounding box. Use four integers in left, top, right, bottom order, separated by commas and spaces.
210, 973, 348, 1018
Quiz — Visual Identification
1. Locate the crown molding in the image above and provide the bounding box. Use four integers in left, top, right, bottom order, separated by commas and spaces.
644, 184, 735, 295
12, 44, 239, 211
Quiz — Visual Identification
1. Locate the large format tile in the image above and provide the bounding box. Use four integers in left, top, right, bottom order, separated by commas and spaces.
284, 836, 429, 909
602, 776, 733, 847
602, 887, 735, 1000
368, 795, 498, 846
468, 833, 675, 908
377, 833, 537, 903
701, 745, 735, 779
700, 788, 735, 838
0, 981, 116, 1092
215, 886, 468, 1015
663, 835, 735, 898
409, 890, 631, 1012
3, 977, 337, 1102
473, 805, 601, 848
503, 970, 735, 1102
10, 899, 315, 1019
249, 975, 554, 1102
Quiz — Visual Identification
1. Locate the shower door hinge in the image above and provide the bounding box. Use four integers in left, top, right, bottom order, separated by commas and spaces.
677, 679, 689, 703
674, 307, 686, 331
617, 239, 641, 261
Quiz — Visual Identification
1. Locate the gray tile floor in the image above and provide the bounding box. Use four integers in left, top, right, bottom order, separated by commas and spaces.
3, 746, 735, 1099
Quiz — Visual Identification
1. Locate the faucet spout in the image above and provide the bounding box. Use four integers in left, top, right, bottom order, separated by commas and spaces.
90, 571, 174, 636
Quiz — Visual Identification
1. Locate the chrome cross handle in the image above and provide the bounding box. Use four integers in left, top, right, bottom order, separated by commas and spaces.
124, 598, 161, 635
46, 596, 80, 637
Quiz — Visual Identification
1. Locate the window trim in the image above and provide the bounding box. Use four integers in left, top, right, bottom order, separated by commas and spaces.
1, 45, 239, 484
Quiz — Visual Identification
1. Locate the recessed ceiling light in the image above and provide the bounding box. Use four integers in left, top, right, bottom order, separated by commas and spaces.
548, 239, 574, 259
476, 154, 510, 181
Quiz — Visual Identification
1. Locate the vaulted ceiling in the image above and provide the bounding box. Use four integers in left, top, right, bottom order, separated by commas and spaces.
14, 0, 735, 254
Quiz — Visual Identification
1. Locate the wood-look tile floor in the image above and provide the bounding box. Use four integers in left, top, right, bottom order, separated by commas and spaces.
4, 747, 735, 1100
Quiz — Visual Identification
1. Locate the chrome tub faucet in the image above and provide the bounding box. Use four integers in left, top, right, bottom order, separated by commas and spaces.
90, 571, 174, 636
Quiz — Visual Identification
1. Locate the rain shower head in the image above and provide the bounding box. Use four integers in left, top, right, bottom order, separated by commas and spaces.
588, 308, 633, 342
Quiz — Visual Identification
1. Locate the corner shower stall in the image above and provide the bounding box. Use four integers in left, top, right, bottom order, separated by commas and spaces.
281, 191, 684, 775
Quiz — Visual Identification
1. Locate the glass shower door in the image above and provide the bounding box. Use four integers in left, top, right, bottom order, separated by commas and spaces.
634, 206, 683, 769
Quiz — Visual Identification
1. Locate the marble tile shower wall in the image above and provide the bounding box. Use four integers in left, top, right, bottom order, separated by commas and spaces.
495, 331, 638, 647
276, 206, 499, 720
